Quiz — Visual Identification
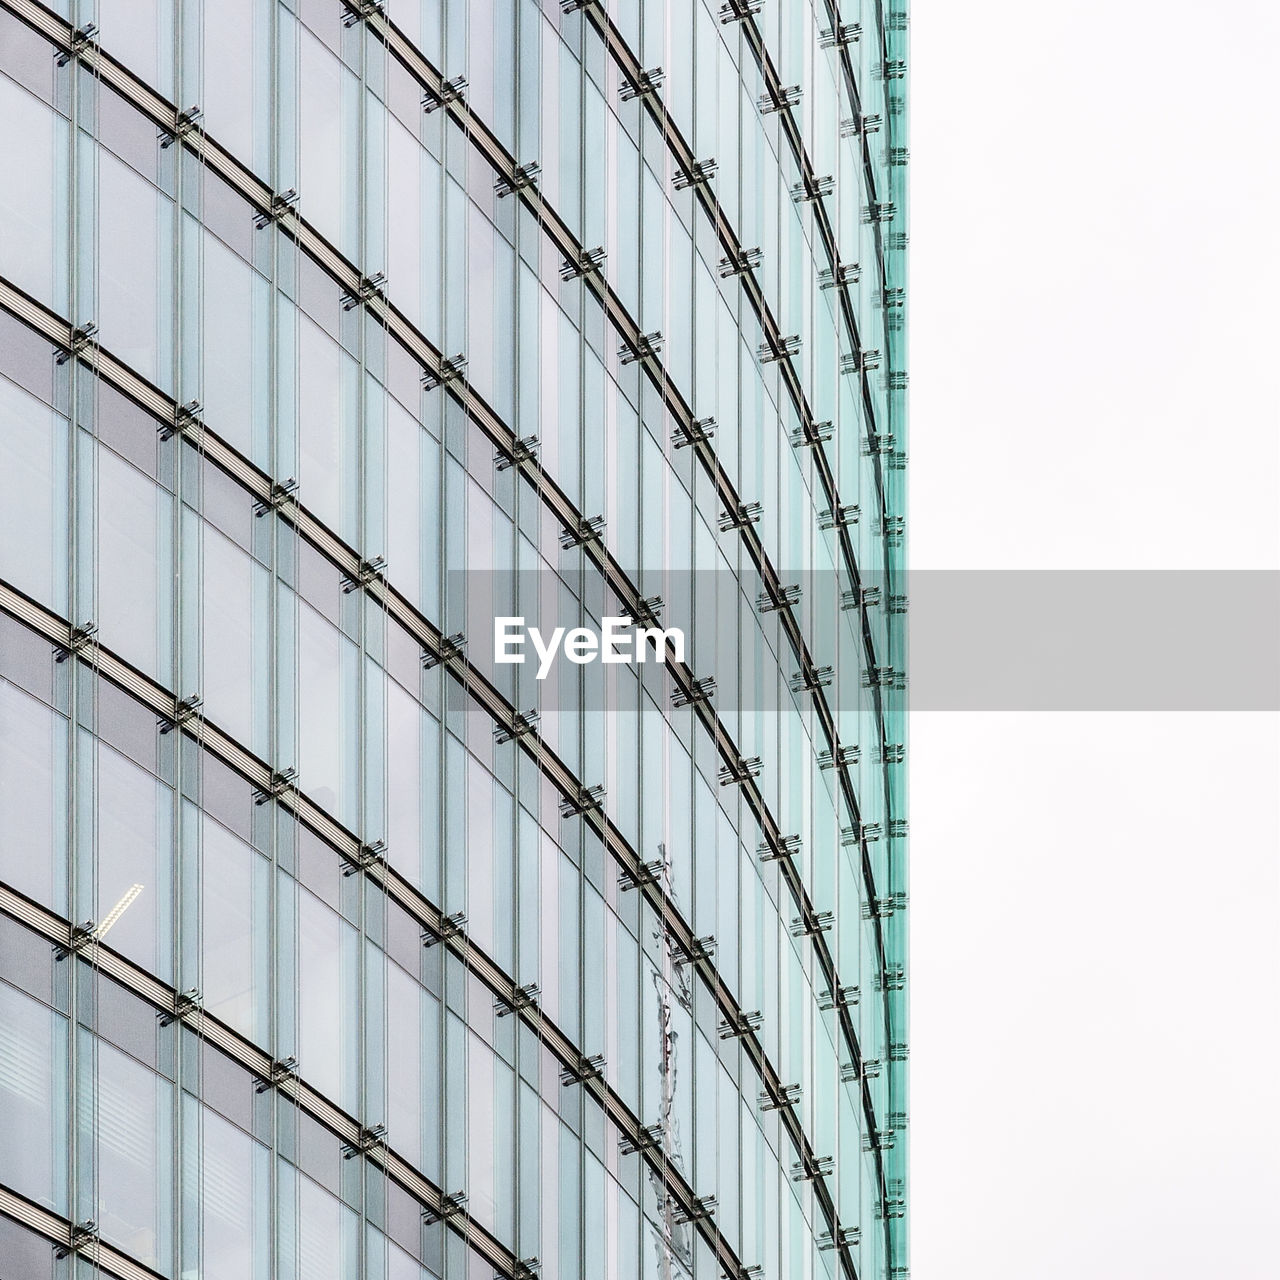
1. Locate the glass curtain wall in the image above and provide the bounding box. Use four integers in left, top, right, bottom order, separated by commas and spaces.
0, 2, 907, 1279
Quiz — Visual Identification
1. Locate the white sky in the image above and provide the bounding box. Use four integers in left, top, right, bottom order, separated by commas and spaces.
909, 1, 1280, 1276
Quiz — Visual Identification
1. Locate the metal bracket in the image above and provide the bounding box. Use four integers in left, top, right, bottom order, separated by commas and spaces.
54, 621, 97, 663
759, 84, 801, 115
842, 1058, 880, 1083
819, 745, 861, 771
792, 1155, 834, 1182
253, 477, 298, 517
256, 1056, 298, 1094
252, 768, 296, 805
818, 1226, 860, 1251
422, 632, 465, 668
820, 263, 861, 289
158, 693, 203, 734
559, 1053, 605, 1086
618, 858, 663, 892
494, 435, 540, 471
619, 1122, 664, 1155
422, 76, 466, 113
673, 158, 718, 191
760, 1083, 802, 1112
494, 710, 540, 745
342, 556, 387, 594
559, 784, 605, 818
340, 0, 385, 25
495, 162, 541, 199
559, 515, 605, 549
342, 841, 387, 878
494, 982, 540, 1018
56, 1220, 99, 1259
421, 910, 467, 948
679, 934, 716, 965
160, 399, 203, 441
718, 501, 762, 531
719, 0, 762, 21
56, 25, 98, 66
718, 246, 761, 277
759, 333, 801, 363
672, 677, 716, 709
620, 596, 663, 628
842, 349, 882, 375
790, 420, 833, 449
718, 756, 761, 787
759, 833, 801, 863
791, 174, 834, 204
619, 68, 664, 102
344, 1123, 387, 1157
618, 331, 663, 364
757, 584, 801, 614
422, 353, 467, 390
673, 416, 716, 449
819, 504, 860, 530
790, 911, 834, 938
422, 1190, 468, 1225
819, 23, 861, 48
55, 323, 98, 365
341, 272, 387, 311
818, 985, 860, 1011
253, 188, 298, 229
790, 665, 834, 693
672, 1195, 717, 1225
717, 1010, 762, 1039
159, 105, 203, 148
159, 987, 202, 1027
560, 246, 606, 281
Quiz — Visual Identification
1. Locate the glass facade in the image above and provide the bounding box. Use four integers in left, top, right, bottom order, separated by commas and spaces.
0, 1, 906, 1279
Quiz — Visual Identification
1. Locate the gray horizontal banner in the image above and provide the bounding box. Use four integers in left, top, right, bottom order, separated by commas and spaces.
441, 571, 1280, 712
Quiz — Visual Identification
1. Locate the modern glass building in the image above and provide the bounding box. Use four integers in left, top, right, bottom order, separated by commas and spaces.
0, 1, 906, 1279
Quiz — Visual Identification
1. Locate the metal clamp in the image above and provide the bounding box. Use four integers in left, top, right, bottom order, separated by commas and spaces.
422, 76, 466, 113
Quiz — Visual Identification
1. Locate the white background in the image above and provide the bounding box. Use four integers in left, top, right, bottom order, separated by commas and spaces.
909, 1, 1280, 1275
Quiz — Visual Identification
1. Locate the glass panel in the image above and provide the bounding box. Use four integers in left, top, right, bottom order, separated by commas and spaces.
96, 443, 172, 684
97, 0, 174, 98
80, 1033, 173, 1272
201, 814, 268, 1043
0, 73, 65, 309
97, 147, 172, 388
0, 373, 68, 613
91, 737, 173, 981
202, 0, 257, 166
0, 981, 68, 1213
191, 1103, 271, 1280
0, 679, 66, 912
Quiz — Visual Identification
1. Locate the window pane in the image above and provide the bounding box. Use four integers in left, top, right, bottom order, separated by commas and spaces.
80, 1034, 173, 1272
0, 680, 65, 912
0, 375, 68, 613
97, 444, 171, 684
92, 739, 173, 981
0, 74, 64, 309
0, 982, 67, 1213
